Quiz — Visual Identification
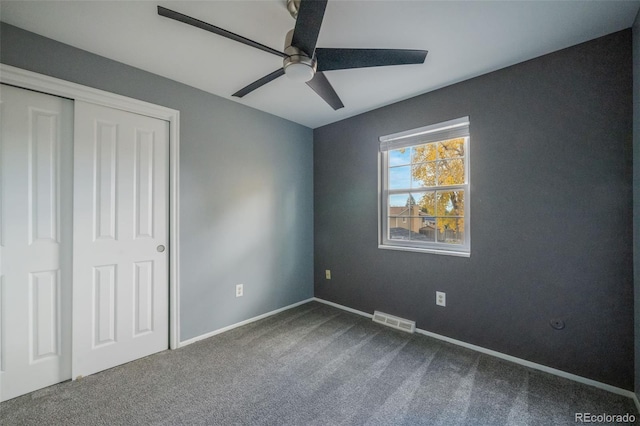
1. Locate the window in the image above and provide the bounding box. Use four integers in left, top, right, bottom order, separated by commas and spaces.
379, 117, 470, 256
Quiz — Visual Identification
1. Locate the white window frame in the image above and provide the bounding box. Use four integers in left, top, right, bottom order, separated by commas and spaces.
378, 116, 470, 257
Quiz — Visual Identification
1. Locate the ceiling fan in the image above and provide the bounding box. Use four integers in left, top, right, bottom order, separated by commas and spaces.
157, 0, 428, 110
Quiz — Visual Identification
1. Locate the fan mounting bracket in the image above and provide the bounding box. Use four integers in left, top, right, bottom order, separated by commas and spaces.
286, 0, 301, 19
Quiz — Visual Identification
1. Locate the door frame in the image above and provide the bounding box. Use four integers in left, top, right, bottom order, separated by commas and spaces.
0, 63, 181, 349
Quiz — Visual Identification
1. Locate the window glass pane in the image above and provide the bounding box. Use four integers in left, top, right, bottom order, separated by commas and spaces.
411, 143, 436, 163
405, 194, 419, 210
437, 159, 465, 185
388, 218, 411, 240
389, 193, 422, 240
405, 217, 423, 241
390, 195, 415, 220
389, 166, 411, 189
411, 162, 436, 187
436, 218, 464, 244
390, 217, 432, 241
413, 217, 436, 242
414, 191, 436, 216
389, 148, 410, 166
436, 190, 464, 216
389, 193, 411, 209
438, 138, 465, 159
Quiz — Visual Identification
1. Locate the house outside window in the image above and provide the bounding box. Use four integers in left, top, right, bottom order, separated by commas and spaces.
379, 117, 470, 256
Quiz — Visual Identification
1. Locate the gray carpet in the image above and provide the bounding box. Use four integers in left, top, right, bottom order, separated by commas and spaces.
1, 301, 638, 425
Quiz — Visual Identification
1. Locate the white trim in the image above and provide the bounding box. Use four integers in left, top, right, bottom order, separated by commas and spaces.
168, 111, 181, 350
379, 116, 470, 148
313, 297, 373, 319
378, 244, 471, 257
178, 298, 314, 348
414, 328, 635, 399
378, 133, 471, 255
1, 64, 176, 121
313, 297, 637, 400
0, 64, 182, 350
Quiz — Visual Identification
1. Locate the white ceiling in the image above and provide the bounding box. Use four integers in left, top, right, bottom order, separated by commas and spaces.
1, 1, 639, 128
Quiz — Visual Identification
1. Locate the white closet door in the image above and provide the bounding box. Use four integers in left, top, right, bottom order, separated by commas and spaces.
0, 84, 73, 402
72, 101, 169, 379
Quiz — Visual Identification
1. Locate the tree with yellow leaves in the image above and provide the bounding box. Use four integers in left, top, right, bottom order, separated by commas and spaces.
410, 138, 465, 240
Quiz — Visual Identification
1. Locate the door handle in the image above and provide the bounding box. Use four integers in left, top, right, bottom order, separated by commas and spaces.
157, 245, 166, 253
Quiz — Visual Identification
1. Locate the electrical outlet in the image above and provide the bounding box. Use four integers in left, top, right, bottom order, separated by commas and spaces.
325, 269, 331, 280
436, 291, 446, 307
236, 284, 243, 298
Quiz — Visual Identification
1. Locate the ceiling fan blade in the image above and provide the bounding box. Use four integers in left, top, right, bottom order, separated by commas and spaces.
157, 6, 286, 58
291, 0, 328, 57
232, 68, 285, 98
306, 72, 344, 110
315, 48, 428, 72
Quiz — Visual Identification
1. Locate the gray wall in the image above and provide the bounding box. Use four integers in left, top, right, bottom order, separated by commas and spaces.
0, 23, 314, 342
314, 30, 634, 390
634, 11, 640, 399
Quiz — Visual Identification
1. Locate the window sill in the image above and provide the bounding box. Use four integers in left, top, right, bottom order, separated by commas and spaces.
378, 244, 470, 258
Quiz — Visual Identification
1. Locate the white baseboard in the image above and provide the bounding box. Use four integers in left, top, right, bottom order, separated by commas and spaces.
313, 297, 637, 401
178, 298, 314, 348
313, 297, 374, 319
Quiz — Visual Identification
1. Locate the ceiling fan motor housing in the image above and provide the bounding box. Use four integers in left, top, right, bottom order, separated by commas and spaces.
283, 28, 316, 82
